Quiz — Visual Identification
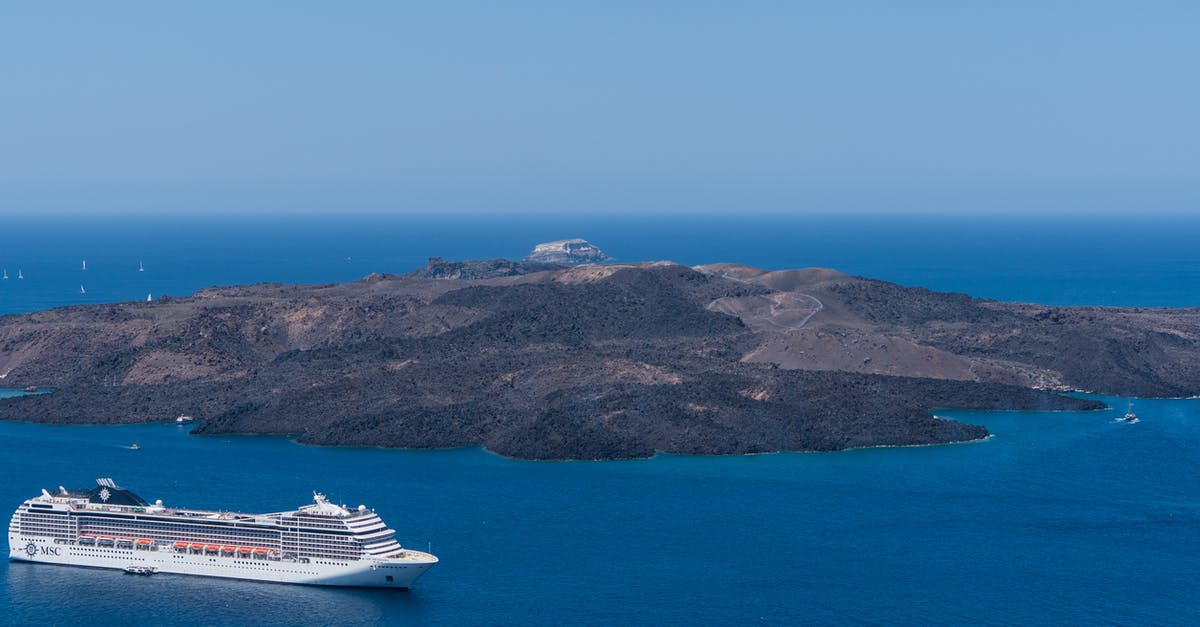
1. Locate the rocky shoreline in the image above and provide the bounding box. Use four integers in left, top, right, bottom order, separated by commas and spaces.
0, 256, 1192, 460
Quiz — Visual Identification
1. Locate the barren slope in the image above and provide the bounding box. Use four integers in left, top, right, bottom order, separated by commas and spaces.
4, 259, 1189, 459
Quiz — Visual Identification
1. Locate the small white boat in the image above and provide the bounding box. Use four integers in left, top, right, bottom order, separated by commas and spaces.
1122, 402, 1139, 424
80, 284, 86, 295
2, 269, 7, 280
82, 260, 87, 271
176, 415, 194, 424
138, 260, 145, 272
147, 293, 152, 302
17, 270, 23, 280
124, 566, 157, 575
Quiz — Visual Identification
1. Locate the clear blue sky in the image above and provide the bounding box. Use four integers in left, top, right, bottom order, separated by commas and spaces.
1, 2, 1196, 215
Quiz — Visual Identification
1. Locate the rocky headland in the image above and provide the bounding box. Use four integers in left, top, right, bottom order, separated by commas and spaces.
2, 254, 1197, 459
524, 238, 611, 264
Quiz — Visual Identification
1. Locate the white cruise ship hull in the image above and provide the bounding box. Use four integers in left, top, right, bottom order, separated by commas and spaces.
9, 534, 434, 587
8, 479, 439, 589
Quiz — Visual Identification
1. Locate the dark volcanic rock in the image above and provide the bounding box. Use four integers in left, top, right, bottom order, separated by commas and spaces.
408, 257, 563, 279
825, 280, 1008, 325
0, 260, 1187, 460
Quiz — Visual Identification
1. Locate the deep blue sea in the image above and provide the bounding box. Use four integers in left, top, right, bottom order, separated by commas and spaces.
1, 213, 1199, 625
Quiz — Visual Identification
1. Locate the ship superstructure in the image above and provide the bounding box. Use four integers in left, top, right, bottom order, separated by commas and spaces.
8, 478, 436, 587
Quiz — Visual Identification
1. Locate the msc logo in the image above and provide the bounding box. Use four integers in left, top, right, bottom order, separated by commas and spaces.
22, 542, 59, 557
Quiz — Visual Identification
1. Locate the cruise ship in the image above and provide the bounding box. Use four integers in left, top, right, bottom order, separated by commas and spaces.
8, 478, 437, 587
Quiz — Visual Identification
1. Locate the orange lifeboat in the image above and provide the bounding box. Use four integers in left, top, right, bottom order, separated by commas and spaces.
174, 541, 189, 549
253, 548, 269, 555
136, 539, 153, 546
221, 545, 237, 552
189, 543, 205, 551
237, 547, 252, 553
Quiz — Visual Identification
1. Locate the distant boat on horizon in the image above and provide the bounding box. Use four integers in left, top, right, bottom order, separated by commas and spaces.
82, 260, 86, 271
147, 293, 152, 302
80, 284, 85, 295
2, 269, 7, 280
139, 260, 145, 272
17, 269, 23, 280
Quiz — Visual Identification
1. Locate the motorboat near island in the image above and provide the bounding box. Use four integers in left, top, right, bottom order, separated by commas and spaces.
1122, 402, 1139, 424
8, 478, 437, 587
175, 415, 194, 424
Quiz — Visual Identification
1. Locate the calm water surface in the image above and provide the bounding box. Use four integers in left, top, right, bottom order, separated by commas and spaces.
1, 214, 1199, 624
3, 213, 1200, 314
1, 397, 1197, 625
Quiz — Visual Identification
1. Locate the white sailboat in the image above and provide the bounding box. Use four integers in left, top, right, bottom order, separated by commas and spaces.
80, 284, 86, 295
147, 293, 152, 302
82, 260, 87, 271
17, 269, 23, 280
2, 269, 7, 280
139, 260, 145, 272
